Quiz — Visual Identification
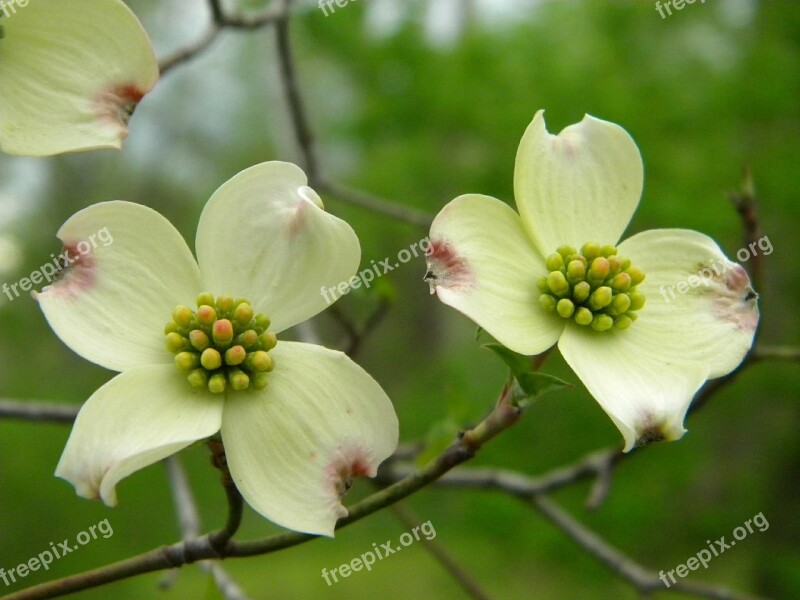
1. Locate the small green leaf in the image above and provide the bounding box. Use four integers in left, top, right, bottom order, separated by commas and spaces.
482, 343, 570, 406
474, 325, 485, 341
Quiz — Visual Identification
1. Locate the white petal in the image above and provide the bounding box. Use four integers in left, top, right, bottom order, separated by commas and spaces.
0, 0, 159, 156
618, 228, 758, 378
559, 325, 710, 452
56, 365, 223, 505
196, 162, 360, 333
514, 110, 643, 255
36, 202, 202, 372
427, 193, 563, 355
221, 341, 398, 537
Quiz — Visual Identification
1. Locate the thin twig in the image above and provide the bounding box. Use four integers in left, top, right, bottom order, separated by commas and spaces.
317, 181, 434, 228
274, 0, 321, 182
389, 502, 494, 600
3, 383, 524, 600
0, 400, 78, 423
530, 495, 769, 600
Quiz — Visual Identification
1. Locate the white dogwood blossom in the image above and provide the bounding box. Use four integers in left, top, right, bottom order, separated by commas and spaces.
36, 162, 399, 537
426, 111, 758, 450
0, 0, 158, 156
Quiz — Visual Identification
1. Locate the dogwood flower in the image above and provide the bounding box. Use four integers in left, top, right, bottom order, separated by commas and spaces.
425, 111, 758, 451
0, 0, 158, 156
36, 162, 399, 537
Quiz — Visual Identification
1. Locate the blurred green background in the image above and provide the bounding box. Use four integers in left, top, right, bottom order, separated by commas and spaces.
0, 0, 798, 598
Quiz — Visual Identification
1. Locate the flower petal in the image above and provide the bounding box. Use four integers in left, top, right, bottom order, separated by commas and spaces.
559, 325, 710, 452
36, 201, 202, 372
196, 162, 360, 333
0, 0, 158, 156
618, 228, 758, 378
426, 193, 563, 355
56, 365, 223, 505
221, 341, 398, 537
514, 110, 643, 255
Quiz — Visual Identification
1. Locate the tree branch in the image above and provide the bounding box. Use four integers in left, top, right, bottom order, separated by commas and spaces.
3, 384, 523, 599
0, 400, 78, 424
530, 495, 770, 600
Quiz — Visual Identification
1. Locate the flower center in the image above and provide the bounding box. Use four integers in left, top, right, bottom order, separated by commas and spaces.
165, 293, 276, 393
538, 242, 646, 331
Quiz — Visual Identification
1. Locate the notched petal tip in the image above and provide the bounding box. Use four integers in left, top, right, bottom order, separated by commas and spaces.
423, 239, 474, 296
35, 242, 98, 299
94, 83, 150, 144
325, 444, 379, 529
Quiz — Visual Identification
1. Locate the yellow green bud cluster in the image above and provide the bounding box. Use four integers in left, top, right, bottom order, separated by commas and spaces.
538, 242, 646, 332
165, 293, 277, 394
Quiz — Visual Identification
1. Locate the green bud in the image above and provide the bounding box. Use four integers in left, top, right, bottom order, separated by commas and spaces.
539, 294, 557, 311
629, 291, 646, 311
588, 257, 610, 283
166, 332, 188, 353
557, 245, 578, 261
574, 307, 593, 326
237, 329, 259, 349
614, 315, 633, 329
609, 293, 631, 315
175, 351, 199, 371
255, 314, 271, 330
572, 281, 591, 303
246, 350, 274, 372
610, 272, 632, 292
259, 332, 278, 351
173, 306, 193, 329
580, 242, 601, 262
588, 286, 613, 310
208, 373, 227, 394
537, 276, 550, 293
591, 314, 614, 331
606, 256, 622, 277
189, 329, 210, 351
197, 305, 217, 326
197, 292, 215, 307
619, 256, 631, 271
545, 253, 564, 272
229, 369, 250, 391
627, 266, 645, 285
164, 321, 179, 335
187, 369, 209, 388
600, 244, 617, 257
252, 372, 269, 390
566, 260, 586, 283
556, 298, 575, 318
225, 345, 247, 366
201, 348, 222, 370
216, 295, 235, 314
234, 302, 254, 327
547, 271, 570, 297
212, 319, 234, 347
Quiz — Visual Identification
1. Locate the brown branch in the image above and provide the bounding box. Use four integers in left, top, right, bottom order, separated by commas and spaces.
530, 495, 770, 600
317, 180, 434, 228
2, 384, 524, 600
728, 168, 763, 292
0, 400, 78, 424
388, 502, 494, 600
274, 0, 321, 182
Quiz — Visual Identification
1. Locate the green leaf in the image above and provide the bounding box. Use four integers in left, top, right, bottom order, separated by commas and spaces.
482, 343, 570, 406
